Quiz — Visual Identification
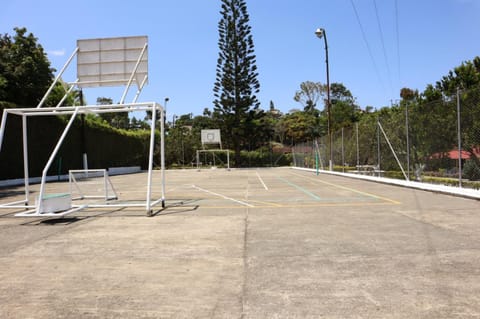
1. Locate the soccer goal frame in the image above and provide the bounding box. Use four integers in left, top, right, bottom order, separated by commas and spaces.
0, 36, 166, 217
68, 169, 118, 202
196, 149, 231, 170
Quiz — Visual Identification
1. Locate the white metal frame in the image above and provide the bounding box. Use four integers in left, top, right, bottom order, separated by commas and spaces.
69, 169, 118, 202
0, 36, 166, 217
201, 129, 222, 149
196, 149, 230, 170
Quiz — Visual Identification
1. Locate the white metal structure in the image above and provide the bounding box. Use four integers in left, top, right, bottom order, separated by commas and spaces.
201, 129, 222, 149
196, 129, 231, 170
196, 149, 230, 170
68, 169, 118, 202
0, 36, 166, 217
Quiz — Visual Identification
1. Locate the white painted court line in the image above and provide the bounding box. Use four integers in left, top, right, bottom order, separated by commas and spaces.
191, 185, 254, 207
256, 171, 269, 190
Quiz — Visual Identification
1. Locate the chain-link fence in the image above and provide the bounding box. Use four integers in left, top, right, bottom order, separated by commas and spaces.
293, 86, 480, 189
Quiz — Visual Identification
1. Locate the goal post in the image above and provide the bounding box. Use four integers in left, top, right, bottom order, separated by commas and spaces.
69, 169, 118, 202
0, 36, 167, 217
196, 149, 230, 170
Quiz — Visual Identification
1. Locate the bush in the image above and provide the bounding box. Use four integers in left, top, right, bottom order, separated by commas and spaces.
463, 160, 480, 181
0, 114, 150, 180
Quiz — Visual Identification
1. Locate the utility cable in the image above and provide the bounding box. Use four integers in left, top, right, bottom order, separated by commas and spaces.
373, 0, 394, 96
349, 0, 386, 92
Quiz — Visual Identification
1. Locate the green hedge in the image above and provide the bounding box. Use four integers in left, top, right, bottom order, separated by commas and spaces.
0, 110, 150, 180
237, 149, 292, 167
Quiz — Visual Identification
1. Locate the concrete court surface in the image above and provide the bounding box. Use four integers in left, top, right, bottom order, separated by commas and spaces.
0, 167, 479, 318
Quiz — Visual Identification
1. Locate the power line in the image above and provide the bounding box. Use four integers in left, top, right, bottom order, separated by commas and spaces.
394, 0, 401, 87
349, 0, 386, 92
373, 0, 393, 96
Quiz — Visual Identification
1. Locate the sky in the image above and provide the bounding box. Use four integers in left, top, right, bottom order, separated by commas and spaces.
2, 0, 480, 120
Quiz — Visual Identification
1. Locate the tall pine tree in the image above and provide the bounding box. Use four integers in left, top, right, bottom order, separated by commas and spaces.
213, 0, 260, 166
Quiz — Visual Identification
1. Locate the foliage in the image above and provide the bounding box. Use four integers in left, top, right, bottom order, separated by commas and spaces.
279, 110, 324, 144
0, 27, 54, 107
463, 160, 480, 181
213, 0, 260, 166
94, 97, 130, 129
330, 83, 360, 131
0, 113, 150, 180
3, 26, 480, 179
44, 80, 79, 107
293, 81, 324, 112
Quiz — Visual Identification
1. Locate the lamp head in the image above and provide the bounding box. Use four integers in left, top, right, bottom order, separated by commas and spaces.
315, 28, 325, 39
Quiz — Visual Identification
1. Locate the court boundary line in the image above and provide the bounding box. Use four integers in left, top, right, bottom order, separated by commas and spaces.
292, 167, 480, 201
288, 171, 401, 204
191, 184, 254, 207
276, 176, 323, 201
255, 171, 268, 190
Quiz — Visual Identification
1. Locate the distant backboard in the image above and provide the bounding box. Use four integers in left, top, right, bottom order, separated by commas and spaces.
201, 129, 222, 145
77, 36, 148, 88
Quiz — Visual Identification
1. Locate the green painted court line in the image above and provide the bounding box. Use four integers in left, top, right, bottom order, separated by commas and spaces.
276, 176, 323, 201
289, 171, 401, 204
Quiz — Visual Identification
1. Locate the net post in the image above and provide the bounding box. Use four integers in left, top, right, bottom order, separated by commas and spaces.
0, 109, 8, 154
227, 150, 230, 170
146, 103, 157, 215
161, 104, 166, 207
196, 150, 200, 171
22, 115, 30, 205
37, 107, 80, 213
104, 169, 108, 202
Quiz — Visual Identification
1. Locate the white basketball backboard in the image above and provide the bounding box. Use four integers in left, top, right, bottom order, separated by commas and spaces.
201, 129, 222, 145
77, 36, 148, 88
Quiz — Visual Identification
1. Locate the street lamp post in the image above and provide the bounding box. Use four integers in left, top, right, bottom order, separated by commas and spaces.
315, 27, 333, 171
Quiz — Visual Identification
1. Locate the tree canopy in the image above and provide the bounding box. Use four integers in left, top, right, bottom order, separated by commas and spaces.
213, 0, 260, 166
0, 27, 54, 107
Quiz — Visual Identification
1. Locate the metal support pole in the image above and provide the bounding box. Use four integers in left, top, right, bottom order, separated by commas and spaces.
132, 75, 148, 103
405, 102, 410, 181
37, 47, 79, 108
22, 115, 30, 205
37, 107, 80, 214
162, 98, 169, 168
146, 103, 157, 215
227, 150, 230, 170
292, 147, 296, 167
377, 118, 381, 170
196, 150, 200, 170
315, 28, 332, 171
356, 122, 359, 168
0, 109, 8, 154
341, 128, 345, 173
120, 43, 148, 104
457, 88, 462, 188
55, 80, 78, 108
79, 90, 88, 172
161, 106, 166, 207
378, 121, 408, 180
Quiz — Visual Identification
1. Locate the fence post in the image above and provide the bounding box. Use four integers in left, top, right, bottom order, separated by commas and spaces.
341, 127, 345, 173
356, 122, 359, 167
377, 118, 381, 170
406, 102, 410, 180
457, 87, 462, 188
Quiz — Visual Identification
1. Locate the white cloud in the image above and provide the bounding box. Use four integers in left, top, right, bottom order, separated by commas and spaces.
48, 49, 65, 57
